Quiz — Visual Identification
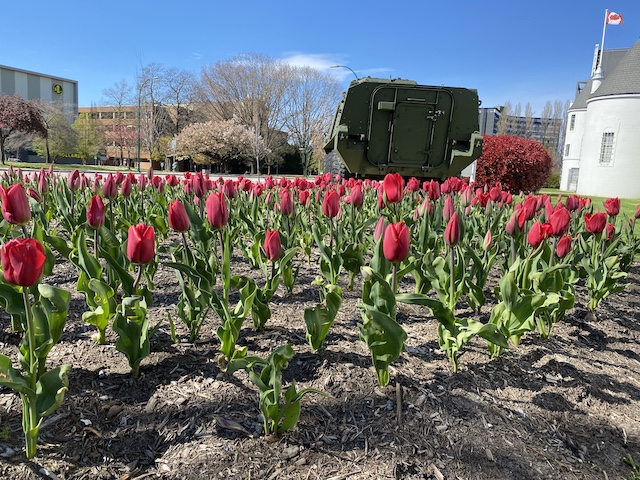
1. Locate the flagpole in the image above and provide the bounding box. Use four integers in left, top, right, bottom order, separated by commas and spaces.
598, 9, 608, 69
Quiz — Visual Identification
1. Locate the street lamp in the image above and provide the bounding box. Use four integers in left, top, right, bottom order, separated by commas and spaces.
329, 65, 359, 81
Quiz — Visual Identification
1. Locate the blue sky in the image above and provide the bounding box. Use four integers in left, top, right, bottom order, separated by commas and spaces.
4, 1, 639, 115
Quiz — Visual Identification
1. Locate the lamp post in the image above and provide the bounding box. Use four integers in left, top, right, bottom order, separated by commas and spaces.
136, 92, 142, 173
329, 65, 359, 81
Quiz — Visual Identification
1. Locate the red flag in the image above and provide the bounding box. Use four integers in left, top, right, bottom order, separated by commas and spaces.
606, 11, 623, 25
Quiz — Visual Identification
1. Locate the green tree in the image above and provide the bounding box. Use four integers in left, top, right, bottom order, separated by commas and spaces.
33, 103, 77, 163
72, 112, 104, 164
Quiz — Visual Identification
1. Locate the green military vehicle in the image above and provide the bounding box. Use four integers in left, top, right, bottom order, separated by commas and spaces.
324, 77, 483, 179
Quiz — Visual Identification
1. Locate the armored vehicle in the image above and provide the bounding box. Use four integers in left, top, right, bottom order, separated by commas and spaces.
324, 77, 483, 179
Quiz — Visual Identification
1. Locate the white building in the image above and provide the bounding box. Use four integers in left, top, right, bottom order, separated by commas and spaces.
560, 40, 640, 198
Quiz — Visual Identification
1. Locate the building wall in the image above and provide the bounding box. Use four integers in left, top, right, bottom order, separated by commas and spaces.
0, 64, 78, 123
560, 108, 586, 191
576, 95, 640, 198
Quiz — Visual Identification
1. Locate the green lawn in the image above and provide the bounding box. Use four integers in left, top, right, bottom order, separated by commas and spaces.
540, 188, 639, 219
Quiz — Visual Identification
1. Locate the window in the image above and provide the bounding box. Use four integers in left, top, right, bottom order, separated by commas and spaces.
569, 114, 576, 131
598, 131, 615, 166
564, 144, 570, 157
568, 168, 579, 190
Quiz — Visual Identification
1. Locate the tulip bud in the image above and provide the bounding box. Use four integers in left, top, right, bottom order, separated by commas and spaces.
86, 195, 105, 229
383, 222, 410, 263
483, 230, 492, 251
126, 224, 155, 264
103, 173, 118, 200
67, 169, 81, 191
279, 189, 295, 217
442, 195, 455, 222
382, 173, 404, 204
322, 190, 340, 218
444, 212, 461, 246
168, 200, 190, 232
549, 207, 571, 237
1, 237, 46, 286
206, 191, 229, 229
263, 229, 282, 261
374, 216, 387, 243
0, 184, 32, 225
556, 235, 572, 259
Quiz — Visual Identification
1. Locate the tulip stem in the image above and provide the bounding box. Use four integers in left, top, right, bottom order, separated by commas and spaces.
94, 229, 99, 259
109, 201, 114, 231
22, 287, 38, 458
181, 231, 190, 258
392, 263, 397, 294
133, 265, 144, 294
449, 246, 456, 312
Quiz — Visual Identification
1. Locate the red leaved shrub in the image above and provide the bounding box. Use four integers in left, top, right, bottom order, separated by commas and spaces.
475, 135, 552, 193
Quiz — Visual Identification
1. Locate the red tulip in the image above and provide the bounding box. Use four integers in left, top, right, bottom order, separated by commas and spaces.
383, 222, 410, 263
556, 235, 572, 258
223, 180, 237, 199
584, 212, 607, 234
322, 190, 340, 218
206, 191, 228, 229
86, 195, 105, 229
1, 237, 46, 286
444, 212, 461, 246
604, 197, 620, 217
635, 204, 640, 219
121, 175, 132, 197
549, 207, 571, 237
606, 223, 615, 241
0, 184, 31, 225
126, 224, 155, 264
298, 189, 310, 206
168, 200, 190, 232
103, 173, 118, 199
527, 221, 551, 248
67, 169, 81, 191
505, 211, 519, 236
566, 195, 581, 212
27, 188, 41, 202
348, 185, 363, 208
382, 173, 404, 204
191, 173, 207, 198
38, 169, 49, 194
443, 195, 455, 222
406, 177, 420, 192
263, 229, 282, 261
279, 189, 294, 216
374, 216, 386, 243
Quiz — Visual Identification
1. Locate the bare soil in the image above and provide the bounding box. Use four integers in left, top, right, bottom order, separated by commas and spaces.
1, 251, 639, 480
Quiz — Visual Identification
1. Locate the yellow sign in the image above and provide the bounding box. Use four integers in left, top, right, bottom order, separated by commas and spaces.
53, 84, 63, 95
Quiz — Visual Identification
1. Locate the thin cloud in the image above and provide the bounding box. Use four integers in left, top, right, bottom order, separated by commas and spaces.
279, 52, 394, 81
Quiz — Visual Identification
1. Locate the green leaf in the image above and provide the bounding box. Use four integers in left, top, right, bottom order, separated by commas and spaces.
0, 354, 29, 393
35, 364, 70, 419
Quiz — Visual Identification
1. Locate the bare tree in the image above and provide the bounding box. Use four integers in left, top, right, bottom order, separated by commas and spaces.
102, 79, 134, 165
524, 102, 535, 139
496, 101, 511, 135
284, 66, 342, 176
164, 67, 199, 135
198, 53, 292, 173
136, 63, 173, 163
